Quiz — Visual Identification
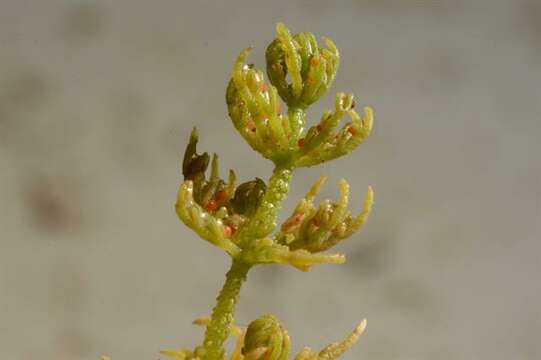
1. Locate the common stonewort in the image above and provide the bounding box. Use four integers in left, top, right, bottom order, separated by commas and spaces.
104, 22, 376, 360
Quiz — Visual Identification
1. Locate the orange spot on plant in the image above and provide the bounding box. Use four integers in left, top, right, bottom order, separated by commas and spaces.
282, 213, 305, 232
205, 199, 219, 212
246, 119, 256, 132
206, 191, 228, 212
298, 138, 305, 147
223, 225, 233, 238
215, 190, 227, 204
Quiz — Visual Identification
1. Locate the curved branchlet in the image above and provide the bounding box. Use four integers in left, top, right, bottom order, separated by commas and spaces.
293, 320, 367, 360
240, 238, 345, 272
176, 129, 269, 256
294, 93, 373, 168
176, 181, 240, 257
226, 49, 294, 165
275, 178, 374, 254
266, 23, 339, 109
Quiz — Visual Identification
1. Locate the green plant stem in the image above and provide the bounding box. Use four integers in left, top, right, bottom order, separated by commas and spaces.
202, 259, 251, 360
202, 109, 306, 359
237, 165, 293, 246
202, 164, 294, 359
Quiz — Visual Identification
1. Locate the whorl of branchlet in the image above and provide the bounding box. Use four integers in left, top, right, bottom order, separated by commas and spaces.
265, 23, 339, 109
242, 315, 290, 360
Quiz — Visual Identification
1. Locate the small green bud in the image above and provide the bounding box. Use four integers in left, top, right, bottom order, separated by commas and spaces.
243, 315, 290, 360
266, 23, 339, 109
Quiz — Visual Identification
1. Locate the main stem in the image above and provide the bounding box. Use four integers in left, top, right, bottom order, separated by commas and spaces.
237, 165, 292, 246
202, 259, 250, 360
201, 108, 303, 359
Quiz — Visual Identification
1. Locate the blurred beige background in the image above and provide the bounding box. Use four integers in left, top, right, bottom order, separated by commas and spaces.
1, 1, 540, 359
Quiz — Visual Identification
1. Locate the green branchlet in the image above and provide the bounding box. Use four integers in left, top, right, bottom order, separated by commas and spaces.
171, 23, 375, 360
226, 48, 294, 164
243, 315, 291, 360
266, 23, 339, 109
293, 93, 373, 168
277, 177, 374, 253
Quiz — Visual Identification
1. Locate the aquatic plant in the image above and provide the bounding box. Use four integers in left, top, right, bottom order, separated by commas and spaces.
104, 22, 375, 360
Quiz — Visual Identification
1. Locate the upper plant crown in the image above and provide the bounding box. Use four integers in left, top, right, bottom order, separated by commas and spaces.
169, 23, 375, 360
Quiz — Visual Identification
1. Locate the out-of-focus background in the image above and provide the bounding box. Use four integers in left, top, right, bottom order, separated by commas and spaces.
1, 1, 540, 359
